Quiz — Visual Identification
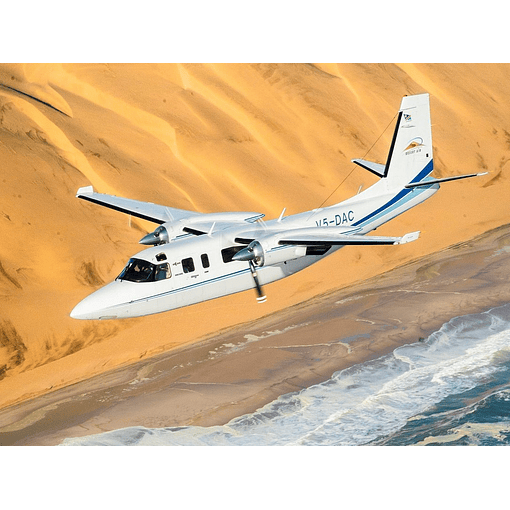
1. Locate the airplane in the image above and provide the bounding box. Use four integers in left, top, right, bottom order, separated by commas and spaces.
70, 93, 485, 320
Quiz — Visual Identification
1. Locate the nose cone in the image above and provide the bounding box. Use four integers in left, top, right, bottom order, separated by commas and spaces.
70, 296, 103, 320
70, 282, 123, 320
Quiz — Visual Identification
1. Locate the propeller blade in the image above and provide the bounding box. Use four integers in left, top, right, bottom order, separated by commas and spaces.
249, 261, 267, 303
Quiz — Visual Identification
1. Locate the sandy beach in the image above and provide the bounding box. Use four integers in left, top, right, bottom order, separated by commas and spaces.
1, 223, 509, 445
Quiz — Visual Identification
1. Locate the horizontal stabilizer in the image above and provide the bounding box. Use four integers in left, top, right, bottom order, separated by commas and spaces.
352, 159, 386, 178
405, 172, 488, 188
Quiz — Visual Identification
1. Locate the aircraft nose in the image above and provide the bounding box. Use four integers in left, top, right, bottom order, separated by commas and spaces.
70, 283, 122, 320
70, 293, 104, 320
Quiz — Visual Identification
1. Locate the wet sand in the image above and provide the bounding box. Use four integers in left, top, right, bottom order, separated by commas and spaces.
1, 224, 510, 446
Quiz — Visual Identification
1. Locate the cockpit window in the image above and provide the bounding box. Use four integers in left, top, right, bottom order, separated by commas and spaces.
118, 258, 155, 282
155, 263, 171, 280
117, 258, 171, 283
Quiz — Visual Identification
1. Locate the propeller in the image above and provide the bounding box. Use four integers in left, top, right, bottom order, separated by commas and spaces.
249, 260, 267, 303
233, 241, 267, 303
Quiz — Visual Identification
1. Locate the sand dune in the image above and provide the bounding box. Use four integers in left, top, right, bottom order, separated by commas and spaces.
0, 63, 508, 410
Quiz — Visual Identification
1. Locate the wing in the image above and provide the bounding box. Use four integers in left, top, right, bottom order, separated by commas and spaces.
76, 186, 265, 236
276, 227, 420, 246
76, 186, 200, 224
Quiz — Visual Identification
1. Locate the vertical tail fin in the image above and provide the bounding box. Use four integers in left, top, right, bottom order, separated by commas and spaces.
353, 93, 433, 188
384, 93, 433, 186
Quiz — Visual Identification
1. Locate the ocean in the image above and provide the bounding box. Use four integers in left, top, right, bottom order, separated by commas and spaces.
61, 303, 510, 446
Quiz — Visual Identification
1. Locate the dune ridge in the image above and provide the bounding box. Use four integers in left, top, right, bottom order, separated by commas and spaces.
0, 63, 509, 411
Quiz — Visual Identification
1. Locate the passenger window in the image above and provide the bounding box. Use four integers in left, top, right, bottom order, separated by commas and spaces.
201, 253, 210, 269
221, 246, 245, 263
182, 257, 195, 273
155, 263, 171, 280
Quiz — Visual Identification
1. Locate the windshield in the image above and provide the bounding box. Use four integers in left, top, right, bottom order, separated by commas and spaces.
117, 258, 171, 283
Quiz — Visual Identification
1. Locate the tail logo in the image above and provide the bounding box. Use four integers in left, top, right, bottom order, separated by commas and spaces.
403, 137, 424, 154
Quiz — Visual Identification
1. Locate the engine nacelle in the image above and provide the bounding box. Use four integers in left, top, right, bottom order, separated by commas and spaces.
262, 243, 307, 266
139, 222, 178, 245
234, 240, 307, 267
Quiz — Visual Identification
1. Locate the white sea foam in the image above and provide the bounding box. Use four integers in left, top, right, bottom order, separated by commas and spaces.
61, 304, 510, 446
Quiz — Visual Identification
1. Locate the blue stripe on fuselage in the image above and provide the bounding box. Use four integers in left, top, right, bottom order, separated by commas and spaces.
128, 267, 251, 306
353, 160, 434, 228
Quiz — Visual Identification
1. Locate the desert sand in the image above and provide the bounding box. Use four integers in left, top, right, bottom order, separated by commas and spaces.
0, 64, 509, 443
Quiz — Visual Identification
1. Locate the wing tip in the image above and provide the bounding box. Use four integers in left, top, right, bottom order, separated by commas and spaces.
398, 231, 421, 245
77, 185, 94, 197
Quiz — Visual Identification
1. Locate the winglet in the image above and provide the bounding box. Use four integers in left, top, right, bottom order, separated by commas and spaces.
397, 231, 420, 245
77, 185, 94, 197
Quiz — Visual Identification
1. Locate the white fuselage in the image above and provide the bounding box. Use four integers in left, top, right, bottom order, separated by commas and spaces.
70, 179, 438, 320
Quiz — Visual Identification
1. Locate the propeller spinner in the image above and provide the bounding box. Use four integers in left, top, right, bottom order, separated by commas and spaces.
139, 225, 170, 246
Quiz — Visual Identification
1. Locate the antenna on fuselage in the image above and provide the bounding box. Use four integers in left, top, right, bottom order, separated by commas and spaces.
313, 110, 399, 211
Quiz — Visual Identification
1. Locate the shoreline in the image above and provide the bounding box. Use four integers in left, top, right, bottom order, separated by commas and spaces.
1, 224, 510, 446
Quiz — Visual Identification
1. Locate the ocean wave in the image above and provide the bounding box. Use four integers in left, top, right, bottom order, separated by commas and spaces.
62, 304, 510, 446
